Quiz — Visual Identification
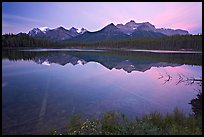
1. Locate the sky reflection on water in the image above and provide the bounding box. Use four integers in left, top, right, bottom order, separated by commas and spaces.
2, 50, 202, 134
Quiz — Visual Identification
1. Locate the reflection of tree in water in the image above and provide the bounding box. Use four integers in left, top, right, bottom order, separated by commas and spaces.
189, 91, 202, 117
158, 72, 202, 117
158, 71, 202, 85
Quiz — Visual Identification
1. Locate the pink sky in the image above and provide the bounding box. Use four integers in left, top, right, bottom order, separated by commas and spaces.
2, 2, 202, 34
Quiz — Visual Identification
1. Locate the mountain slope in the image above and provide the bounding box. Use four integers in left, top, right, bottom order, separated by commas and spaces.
43, 27, 74, 41
28, 26, 85, 41
27, 20, 190, 42
68, 23, 129, 42
131, 30, 166, 38
156, 28, 189, 36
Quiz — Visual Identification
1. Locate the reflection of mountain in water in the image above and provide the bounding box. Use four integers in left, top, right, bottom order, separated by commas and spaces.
34, 54, 87, 66
33, 52, 179, 73
114, 60, 177, 73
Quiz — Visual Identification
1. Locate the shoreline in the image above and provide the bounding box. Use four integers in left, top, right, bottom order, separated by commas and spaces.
3, 47, 202, 54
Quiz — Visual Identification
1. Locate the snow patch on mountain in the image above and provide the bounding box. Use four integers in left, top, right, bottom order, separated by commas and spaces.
116, 20, 189, 36
39, 27, 50, 33
78, 28, 87, 34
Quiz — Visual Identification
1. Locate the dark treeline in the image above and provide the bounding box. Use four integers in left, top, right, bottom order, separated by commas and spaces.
2, 33, 61, 49
64, 35, 202, 51
2, 33, 202, 51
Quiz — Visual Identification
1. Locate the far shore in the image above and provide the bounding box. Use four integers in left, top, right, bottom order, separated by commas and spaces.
3, 47, 202, 54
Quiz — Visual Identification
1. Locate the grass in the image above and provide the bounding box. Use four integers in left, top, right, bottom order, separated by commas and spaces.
50, 108, 202, 135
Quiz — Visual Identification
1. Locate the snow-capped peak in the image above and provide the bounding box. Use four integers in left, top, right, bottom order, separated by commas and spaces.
76, 28, 80, 33
39, 27, 50, 33
77, 28, 87, 34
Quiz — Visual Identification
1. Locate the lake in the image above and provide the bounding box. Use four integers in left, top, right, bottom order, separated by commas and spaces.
2, 49, 202, 135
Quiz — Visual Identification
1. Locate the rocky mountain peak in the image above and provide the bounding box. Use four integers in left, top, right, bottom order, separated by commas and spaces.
56, 26, 67, 31
101, 23, 118, 31
69, 27, 78, 32
107, 23, 115, 27
125, 20, 137, 26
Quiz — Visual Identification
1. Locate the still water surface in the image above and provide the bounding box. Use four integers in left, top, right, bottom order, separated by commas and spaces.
2, 49, 202, 134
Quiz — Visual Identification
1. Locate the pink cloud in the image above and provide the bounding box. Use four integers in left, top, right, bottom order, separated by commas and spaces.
170, 22, 201, 31
151, 2, 201, 33
2, 2, 202, 34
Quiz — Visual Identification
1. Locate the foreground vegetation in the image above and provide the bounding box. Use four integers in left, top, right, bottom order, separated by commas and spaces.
2, 33, 202, 51
50, 89, 202, 135
50, 108, 202, 135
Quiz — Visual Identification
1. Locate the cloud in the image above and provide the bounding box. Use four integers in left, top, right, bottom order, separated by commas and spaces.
2, 2, 202, 34
151, 2, 202, 33
2, 13, 52, 34
2, 20, 40, 34
2, 13, 48, 24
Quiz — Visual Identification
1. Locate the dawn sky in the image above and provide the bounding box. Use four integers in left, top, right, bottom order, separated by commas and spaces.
2, 2, 202, 34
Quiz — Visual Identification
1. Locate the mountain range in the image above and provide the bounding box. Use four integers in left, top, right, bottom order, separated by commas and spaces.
28, 20, 189, 42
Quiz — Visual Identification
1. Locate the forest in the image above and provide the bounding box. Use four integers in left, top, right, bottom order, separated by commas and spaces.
2, 33, 202, 51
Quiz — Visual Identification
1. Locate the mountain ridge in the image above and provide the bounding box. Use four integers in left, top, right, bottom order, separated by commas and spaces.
28, 20, 189, 42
